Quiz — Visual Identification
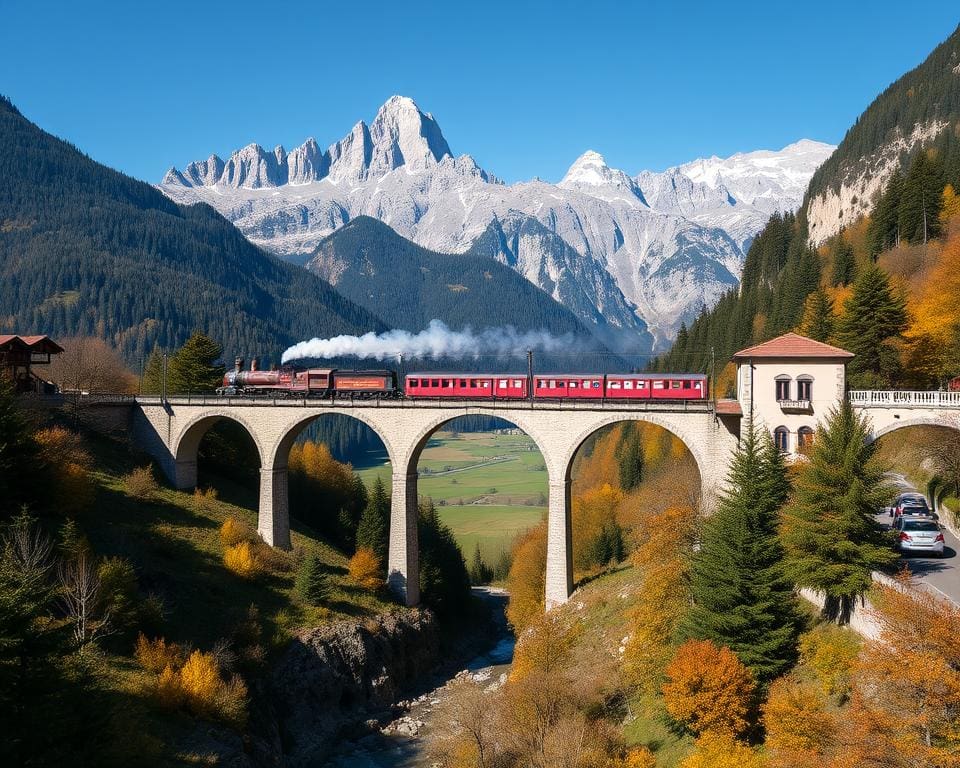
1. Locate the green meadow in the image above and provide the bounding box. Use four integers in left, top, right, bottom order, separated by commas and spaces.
355, 430, 547, 561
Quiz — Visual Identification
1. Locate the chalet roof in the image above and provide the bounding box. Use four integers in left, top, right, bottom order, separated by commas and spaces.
0, 334, 64, 354
732, 333, 853, 361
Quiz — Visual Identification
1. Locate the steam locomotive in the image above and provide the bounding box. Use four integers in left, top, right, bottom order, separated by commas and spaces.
219, 358, 709, 402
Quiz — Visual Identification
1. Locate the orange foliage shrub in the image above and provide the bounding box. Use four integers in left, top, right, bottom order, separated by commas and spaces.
348, 547, 383, 590
679, 732, 765, 768
505, 521, 547, 632
156, 665, 184, 709
510, 610, 580, 682
223, 541, 260, 577
192, 486, 219, 514
179, 650, 221, 715
621, 747, 657, 768
572, 482, 623, 573
135, 633, 184, 674
220, 516, 253, 547
762, 675, 834, 760
662, 640, 755, 738
34, 426, 94, 514
797, 623, 860, 698
124, 465, 159, 500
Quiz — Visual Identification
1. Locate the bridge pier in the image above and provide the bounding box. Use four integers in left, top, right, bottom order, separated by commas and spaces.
172, 459, 197, 490
545, 478, 573, 609
258, 467, 291, 550
388, 471, 420, 606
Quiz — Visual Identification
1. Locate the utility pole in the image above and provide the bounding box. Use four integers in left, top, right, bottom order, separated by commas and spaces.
527, 349, 534, 403
710, 346, 716, 411
161, 352, 168, 402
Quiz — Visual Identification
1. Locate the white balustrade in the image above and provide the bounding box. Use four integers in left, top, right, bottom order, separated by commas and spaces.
848, 390, 960, 408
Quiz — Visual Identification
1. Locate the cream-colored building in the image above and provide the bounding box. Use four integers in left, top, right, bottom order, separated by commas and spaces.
734, 333, 853, 456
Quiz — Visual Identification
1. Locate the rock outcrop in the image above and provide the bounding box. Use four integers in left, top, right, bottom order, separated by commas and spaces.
267, 608, 438, 766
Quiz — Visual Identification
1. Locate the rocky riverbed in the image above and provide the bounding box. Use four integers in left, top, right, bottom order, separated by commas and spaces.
326, 587, 515, 768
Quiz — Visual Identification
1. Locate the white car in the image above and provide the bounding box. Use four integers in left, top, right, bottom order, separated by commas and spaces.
893, 515, 945, 557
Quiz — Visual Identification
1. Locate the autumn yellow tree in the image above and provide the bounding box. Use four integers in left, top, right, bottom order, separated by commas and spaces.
679, 732, 765, 768
505, 521, 547, 632
511, 610, 580, 682
762, 675, 834, 767
845, 573, 960, 763
223, 541, 260, 577
33, 426, 94, 514
348, 547, 383, 590
662, 640, 756, 738
622, 505, 695, 693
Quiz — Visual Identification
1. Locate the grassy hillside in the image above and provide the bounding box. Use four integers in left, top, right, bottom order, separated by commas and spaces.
0, 96, 385, 364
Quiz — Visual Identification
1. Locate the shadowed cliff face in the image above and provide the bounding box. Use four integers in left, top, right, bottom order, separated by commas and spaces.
268, 609, 439, 766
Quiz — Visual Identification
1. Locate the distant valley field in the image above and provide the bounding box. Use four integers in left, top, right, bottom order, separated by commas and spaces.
356, 431, 547, 562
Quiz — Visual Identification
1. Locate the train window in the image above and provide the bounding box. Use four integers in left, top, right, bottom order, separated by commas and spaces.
443, 379, 453, 387
482, 381, 490, 387
569, 381, 578, 388
470, 379, 477, 387
499, 380, 508, 388
459, 379, 466, 387
683, 381, 691, 389
671, 381, 681, 389
431, 379, 440, 387
609, 381, 621, 389
624, 381, 633, 389
593, 381, 601, 388
638, 380, 647, 388
408, 378, 418, 387
695, 381, 702, 389
653, 381, 665, 389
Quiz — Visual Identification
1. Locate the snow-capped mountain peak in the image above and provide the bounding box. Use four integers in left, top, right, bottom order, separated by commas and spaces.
159, 97, 834, 349
559, 150, 647, 205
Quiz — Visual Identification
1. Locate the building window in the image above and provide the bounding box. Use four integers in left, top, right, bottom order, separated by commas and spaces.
774, 426, 790, 453
798, 426, 814, 451
775, 377, 791, 401
797, 377, 813, 401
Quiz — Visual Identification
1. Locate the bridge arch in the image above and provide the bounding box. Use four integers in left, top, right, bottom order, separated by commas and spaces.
269, 409, 398, 471
170, 410, 267, 490
560, 412, 708, 492
868, 414, 960, 444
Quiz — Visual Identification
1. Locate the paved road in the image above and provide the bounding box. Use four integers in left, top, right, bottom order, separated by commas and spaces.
876, 473, 960, 605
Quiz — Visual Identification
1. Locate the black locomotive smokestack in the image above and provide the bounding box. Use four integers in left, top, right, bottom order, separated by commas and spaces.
235, 357, 244, 372
251, 357, 259, 372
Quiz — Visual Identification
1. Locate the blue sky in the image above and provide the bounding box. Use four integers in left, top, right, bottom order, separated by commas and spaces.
2, 1, 957, 184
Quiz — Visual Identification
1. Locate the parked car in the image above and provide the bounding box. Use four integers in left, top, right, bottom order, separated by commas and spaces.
892, 515, 945, 556
890, 492, 930, 518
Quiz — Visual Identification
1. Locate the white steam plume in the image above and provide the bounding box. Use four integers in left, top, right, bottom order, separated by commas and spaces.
282, 320, 578, 363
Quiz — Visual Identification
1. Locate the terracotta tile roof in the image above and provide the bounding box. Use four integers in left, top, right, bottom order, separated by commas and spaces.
732, 332, 853, 360
0, 335, 64, 353
715, 399, 743, 415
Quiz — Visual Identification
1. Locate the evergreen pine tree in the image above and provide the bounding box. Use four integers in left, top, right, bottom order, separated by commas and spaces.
867, 170, 904, 257
0, 376, 37, 516
167, 332, 225, 394
680, 422, 800, 684
295, 553, 330, 605
797, 288, 836, 343
618, 427, 644, 491
780, 400, 897, 623
468, 542, 491, 585
830, 239, 856, 287
837, 264, 908, 386
897, 151, 943, 245
356, 475, 390, 567
418, 497, 470, 615
140, 346, 165, 395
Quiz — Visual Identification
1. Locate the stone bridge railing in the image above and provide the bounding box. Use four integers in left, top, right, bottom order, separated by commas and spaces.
849, 390, 960, 409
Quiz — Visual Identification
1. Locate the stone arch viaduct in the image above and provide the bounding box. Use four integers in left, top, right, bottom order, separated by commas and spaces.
74, 374, 960, 612
127, 398, 741, 608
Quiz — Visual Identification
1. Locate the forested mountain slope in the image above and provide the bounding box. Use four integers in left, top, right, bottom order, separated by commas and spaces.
306, 216, 614, 343
0, 96, 384, 364
660, 24, 960, 393
805, 24, 960, 243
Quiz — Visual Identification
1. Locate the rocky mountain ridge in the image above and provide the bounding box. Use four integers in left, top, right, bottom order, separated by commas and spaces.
160, 96, 833, 348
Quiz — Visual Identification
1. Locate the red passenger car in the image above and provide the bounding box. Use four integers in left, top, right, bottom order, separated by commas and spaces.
608, 373, 708, 401
405, 373, 528, 399
532, 374, 604, 399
